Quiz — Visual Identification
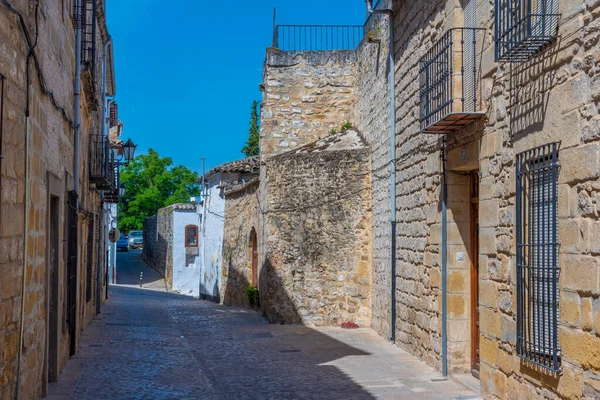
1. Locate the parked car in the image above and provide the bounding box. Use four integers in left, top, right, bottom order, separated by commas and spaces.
117, 233, 129, 252
128, 230, 144, 250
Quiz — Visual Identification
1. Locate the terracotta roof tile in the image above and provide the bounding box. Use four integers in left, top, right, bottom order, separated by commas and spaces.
201, 156, 260, 180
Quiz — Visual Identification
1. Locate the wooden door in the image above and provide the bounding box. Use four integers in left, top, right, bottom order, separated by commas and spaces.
471, 171, 480, 378
250, 229, 258, 287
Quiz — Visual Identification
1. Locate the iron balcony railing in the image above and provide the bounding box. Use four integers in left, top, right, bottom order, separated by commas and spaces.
103, 163, 120, 204
419, 28, 486, 134
89, 134, 113, 189
495, 0, 560, 62
273, 25, 364, 51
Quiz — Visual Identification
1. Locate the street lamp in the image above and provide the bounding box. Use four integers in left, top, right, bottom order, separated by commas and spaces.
122, 138, 137, 163
119, 184, 126, 197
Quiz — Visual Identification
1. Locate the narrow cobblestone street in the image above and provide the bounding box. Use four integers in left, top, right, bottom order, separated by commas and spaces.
46, 252, 479, 400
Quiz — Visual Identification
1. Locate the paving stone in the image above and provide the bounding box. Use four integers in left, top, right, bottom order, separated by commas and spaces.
47, 252, 479, 400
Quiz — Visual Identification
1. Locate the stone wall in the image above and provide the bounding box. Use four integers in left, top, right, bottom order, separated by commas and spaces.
222, 179, 261, 307
468, 0, 600, 398
260, 49, 357, 159
143, 209, 173, 288
0, 1, 111, 398
355, 0, 393, 339
380, 0, 600, 397
262, 131, 372, 327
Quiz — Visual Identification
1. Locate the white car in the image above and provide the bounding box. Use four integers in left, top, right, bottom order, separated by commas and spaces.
128, 230, 144, 250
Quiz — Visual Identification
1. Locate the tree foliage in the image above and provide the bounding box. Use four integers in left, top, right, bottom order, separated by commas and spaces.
241, 100, 260, 157
118, 149, 200, 233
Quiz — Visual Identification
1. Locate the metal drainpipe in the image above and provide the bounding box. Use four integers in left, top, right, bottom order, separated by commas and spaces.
74, 0, 82, 199
366, 0, 396, 342
97, 38, 111, 315
96, 202, 103, 314
441, 136, 448, 377
16, 114, 30, 400
200, 159, 207, 300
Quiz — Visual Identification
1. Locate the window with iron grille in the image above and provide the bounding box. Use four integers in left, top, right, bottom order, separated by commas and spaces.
74, 0, 96, 67
495, 0, 560, 62
86, 215, 95, 302
67, 191, 78, 355
419, 28, 485, 134
516, 142, 561, 372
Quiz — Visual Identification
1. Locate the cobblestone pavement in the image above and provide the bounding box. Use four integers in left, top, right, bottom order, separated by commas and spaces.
47, 253, 480, 400
115, 249, 166, 290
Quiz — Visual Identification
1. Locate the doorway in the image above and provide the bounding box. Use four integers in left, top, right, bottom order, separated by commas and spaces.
47, 195, 60, 384
250, 228, 258, 287
470, 171, 480, 378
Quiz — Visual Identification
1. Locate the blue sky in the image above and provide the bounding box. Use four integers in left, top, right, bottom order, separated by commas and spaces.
107, 1, 365, 174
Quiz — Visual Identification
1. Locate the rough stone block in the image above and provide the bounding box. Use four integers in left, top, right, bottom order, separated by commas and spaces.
500, 314, 516, 345
556, 366, 583, 400
448, 294, 466, 318
479, 199, 500, 228
561, 255, 600, 294
590, 222, 600, 254
559, 218, 583, 254
480, 334, 498, 365
479, 280, 499, 308
559, 327, 600, 370
560, 143, 600, 184
480, 307, 501, 339
560, 292, 581, 326
582, 298, 593, 332
480, 228, 496, 255
448, 271, 466, 293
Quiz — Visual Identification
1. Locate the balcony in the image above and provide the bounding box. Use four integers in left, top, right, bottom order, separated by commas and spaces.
103, 163, 120, 204
419, 28, 486, 134
89, 134, 113, 190
495, 0, 559, 62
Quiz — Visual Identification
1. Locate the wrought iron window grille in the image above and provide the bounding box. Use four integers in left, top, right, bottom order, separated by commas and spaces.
516, 142, 561, 373
73, 1, 96, 68
495, 0, 560, 62
419, 28, 486, 134
67, 190, 78, 355
81, 0, 96, 67
85, 215, 95, 302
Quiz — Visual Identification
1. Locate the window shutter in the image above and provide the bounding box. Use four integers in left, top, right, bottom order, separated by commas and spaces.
110, 102, 118, 127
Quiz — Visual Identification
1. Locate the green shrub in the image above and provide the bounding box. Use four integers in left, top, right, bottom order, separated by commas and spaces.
245, 285, 260, 307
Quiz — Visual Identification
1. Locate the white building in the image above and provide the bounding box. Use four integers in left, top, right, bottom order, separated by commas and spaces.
199, 157, 259, 302
143, 204, 202, 296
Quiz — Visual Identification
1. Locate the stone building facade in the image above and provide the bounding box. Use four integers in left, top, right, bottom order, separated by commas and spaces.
222, 178, 261, 308
256, 0, 600, 397
221, 130, 373, 327
0, 1, 117, 398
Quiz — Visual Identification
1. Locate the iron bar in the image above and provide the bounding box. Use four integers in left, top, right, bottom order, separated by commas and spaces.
89, 134, 113, 189
273, 25, 364, 51
419, 28, 485, 133
516, 142, 561, 372
495, 0, 560, 62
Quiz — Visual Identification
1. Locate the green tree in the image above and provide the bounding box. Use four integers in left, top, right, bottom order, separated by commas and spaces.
118, 149, 200, 233
241, 100, 260, 157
